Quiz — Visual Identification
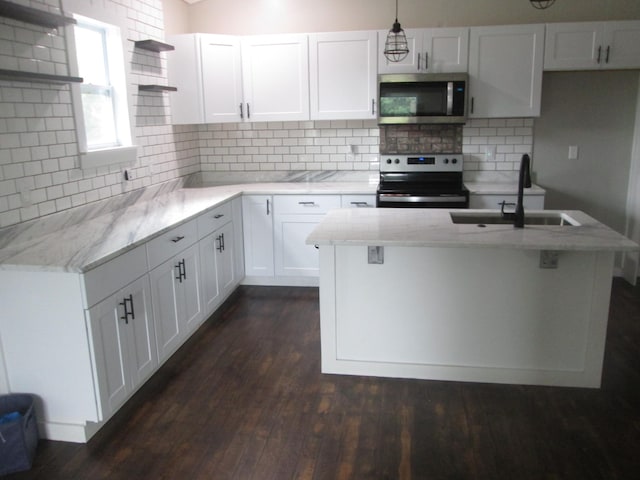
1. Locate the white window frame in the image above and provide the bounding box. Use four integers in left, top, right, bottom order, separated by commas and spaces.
64, 1, 137, 170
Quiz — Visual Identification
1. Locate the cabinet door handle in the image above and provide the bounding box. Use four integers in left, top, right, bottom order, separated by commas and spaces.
597, 45, 602, 63
128, 295, 135, 321
119, 294, 134, 324
605, 45, 610, 63
417, 52, 421, 71
266, 198, 270, 215
424, 51, 429, 70
247, 103, 251, 119
216, 235, 223, 252
175, 260, 186, 282
213, 214, 224, 219
239, 103, 244, 119
172, 235, 185, 243
298, 201, 316, 206
371, 99, 376, 115
221, 233, 225, 252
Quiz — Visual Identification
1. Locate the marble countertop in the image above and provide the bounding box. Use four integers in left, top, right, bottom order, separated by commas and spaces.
0, 181, 377, 273
306, 208, 639, 252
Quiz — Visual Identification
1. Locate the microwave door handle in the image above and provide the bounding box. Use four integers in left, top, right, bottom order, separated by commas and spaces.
446, 81, 454, 115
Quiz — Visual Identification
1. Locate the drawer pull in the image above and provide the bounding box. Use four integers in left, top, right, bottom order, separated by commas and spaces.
172, 236, 185, 243
351, 201, 369, 207
298, 201, 316, 206
213, 214, 224, 219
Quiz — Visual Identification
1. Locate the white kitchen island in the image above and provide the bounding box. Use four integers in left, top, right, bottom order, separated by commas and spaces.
307, 208, 638, 388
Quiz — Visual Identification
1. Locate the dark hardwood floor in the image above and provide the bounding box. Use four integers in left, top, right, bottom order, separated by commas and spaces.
7, 279, 640, 479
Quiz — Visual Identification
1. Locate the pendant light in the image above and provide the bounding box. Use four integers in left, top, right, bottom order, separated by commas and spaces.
384, 0, 409, 63
530, 0, 556, 9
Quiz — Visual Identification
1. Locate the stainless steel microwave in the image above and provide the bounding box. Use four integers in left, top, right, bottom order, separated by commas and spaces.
377, 73, 468, 125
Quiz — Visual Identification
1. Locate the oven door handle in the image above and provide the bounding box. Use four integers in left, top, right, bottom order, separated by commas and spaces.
378, 194, 468, 203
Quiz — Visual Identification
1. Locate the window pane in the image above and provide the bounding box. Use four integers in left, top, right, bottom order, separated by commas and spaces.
81, 89, 117, 149
74, 25, 108, 85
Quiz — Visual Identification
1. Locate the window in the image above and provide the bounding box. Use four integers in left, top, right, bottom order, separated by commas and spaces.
66, 11, 136, 169
74, 22, 118, 149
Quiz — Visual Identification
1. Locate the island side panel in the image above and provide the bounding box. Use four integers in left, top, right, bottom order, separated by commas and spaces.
321, 245, 612, 388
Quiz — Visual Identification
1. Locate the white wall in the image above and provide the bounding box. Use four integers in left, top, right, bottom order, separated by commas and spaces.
175, 0, 640, 35
533, 71, 639, 233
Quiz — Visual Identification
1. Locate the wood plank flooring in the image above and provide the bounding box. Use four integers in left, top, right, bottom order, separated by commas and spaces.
7, 279, 640, 479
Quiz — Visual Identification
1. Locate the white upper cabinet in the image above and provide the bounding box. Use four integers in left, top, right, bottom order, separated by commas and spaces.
309, 31, 377, 120
200, 34, 244, 123
167, 34, 204, 124
545, 21, 640, 70
241, 34, 310, 122
468, 24, 544, 118
378, 27, 469, 74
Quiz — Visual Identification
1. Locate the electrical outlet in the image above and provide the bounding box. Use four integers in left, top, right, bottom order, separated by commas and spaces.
484, 145, 496, 160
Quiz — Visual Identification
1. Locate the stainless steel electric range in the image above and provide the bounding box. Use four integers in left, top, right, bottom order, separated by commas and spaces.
376, 153, 469, 208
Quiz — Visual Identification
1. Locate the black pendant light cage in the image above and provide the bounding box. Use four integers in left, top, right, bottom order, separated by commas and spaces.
384, 0, 409, 62
530, 0, 556, 9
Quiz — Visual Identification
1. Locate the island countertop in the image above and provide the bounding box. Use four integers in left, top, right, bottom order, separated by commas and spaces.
306, 208, 639, 252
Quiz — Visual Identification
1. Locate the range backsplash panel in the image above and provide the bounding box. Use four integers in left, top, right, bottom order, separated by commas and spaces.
380, 124, 463, 154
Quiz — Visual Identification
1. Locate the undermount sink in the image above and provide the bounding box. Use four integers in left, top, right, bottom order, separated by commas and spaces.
450, 211, 579, 227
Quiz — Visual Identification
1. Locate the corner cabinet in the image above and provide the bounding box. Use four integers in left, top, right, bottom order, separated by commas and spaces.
468, 24, 544, 118
241, 34, 310, 122
309, 31, 377, 120
544, 21, 640, 71
377, 27, 469, 74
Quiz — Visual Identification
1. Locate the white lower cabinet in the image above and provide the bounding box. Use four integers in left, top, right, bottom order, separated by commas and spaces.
273, 195, 340, 278
149, 242, 202, 362
242, 195, 275, 277
199, 221, 236, 316
87, 275, 157, 420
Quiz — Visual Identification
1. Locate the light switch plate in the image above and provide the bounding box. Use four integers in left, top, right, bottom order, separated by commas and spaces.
568, 145, 579, 160
368, 246, 384, 264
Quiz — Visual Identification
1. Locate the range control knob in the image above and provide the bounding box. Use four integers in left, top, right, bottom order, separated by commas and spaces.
394, 158, 400, 164
452, 158, 458, 164
386, 158, 392, 164
443, 158, 449, 164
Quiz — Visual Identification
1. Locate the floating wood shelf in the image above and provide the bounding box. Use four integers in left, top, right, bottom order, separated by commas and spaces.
133, 39, 175, 52
138, 84, 177, 92
0, 69, 82, 84
0, 0, 76, 28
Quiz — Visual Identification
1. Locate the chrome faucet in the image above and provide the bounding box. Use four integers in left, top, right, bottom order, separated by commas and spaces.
500, 154, 532, 228
514, 154, 532, 228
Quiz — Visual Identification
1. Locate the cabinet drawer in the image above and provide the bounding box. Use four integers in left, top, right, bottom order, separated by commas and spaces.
197, 201, 232, 239
341, 195, 376, 208
146, 218, 198, 270
84, 244, 148, 308
274, 195, 341, 215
